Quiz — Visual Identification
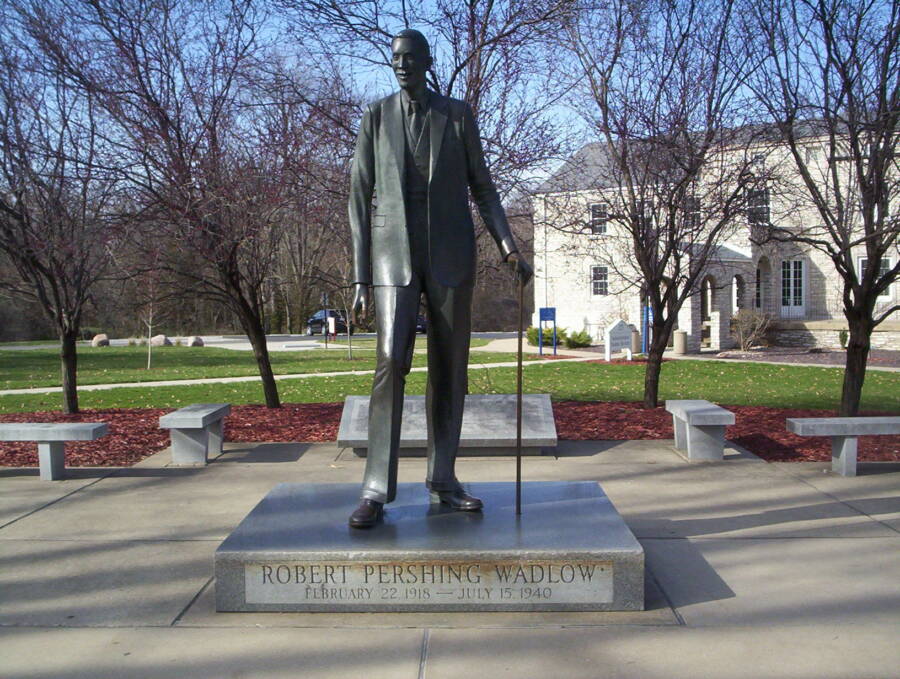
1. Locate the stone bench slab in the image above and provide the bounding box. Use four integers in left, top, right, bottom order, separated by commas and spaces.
159, 403, 231, 429
787, 416, 900, 477
337, 394, 557, 456
664, 400, 733, 462
664, 400, 735, 426
0, 423, 108, 480
0, 423, 108, 442
787, 417, 900, 437
159, 403, 231, 466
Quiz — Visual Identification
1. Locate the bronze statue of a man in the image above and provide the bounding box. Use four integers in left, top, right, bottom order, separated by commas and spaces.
348, 28, 532, 528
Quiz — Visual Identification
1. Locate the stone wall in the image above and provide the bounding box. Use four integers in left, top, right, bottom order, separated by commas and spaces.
770, 321, 900, 350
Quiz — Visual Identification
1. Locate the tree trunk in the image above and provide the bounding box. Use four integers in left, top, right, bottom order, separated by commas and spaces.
243, 314, 281, 408
643, 325, 668, 408
284, 290, 292, 334
840, 314, 872, 416
344, 301, 353, 360
60, 329, 79, 414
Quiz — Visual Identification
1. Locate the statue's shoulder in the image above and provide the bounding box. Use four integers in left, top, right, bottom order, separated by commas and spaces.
366, 93, 399, 115
433, 93, 472, 121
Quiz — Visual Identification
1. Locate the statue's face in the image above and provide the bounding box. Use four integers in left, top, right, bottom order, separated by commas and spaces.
391, 37, 431, 92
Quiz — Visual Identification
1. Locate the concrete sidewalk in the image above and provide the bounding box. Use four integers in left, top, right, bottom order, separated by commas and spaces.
1, 440, 899, 678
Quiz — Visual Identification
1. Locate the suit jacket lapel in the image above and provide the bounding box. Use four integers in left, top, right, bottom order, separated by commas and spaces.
428, 93, 448, 183
384, 92, 405, 188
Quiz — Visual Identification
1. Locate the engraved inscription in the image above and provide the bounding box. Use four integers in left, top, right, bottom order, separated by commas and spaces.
244, 560, 613, 606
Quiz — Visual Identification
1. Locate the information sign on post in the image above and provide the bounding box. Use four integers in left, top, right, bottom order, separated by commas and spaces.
538, 307, 557, 356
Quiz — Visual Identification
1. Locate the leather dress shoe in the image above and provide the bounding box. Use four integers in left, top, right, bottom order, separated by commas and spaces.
349, 499, 383, 528
429, 488, 483, 511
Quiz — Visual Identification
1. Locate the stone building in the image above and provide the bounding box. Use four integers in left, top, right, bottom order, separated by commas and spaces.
531, 136, 898, 352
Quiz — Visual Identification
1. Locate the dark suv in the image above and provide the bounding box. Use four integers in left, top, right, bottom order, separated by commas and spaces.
305, 309, 352, 335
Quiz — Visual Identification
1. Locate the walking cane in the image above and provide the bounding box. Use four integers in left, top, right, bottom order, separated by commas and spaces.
515, 270, 524, 516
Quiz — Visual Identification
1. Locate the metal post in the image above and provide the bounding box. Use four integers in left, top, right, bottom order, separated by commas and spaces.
516, 276, 524, 516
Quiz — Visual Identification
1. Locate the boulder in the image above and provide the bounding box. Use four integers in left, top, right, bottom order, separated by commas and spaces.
150, 334, 172, 347
90, 333, 109, 347
186, 335, 204, 347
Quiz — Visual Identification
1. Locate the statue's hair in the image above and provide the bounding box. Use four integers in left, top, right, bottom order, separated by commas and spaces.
391, 28, 431, 57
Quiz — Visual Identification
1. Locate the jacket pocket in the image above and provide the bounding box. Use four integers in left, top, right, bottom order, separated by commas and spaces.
372, 214, 386, 227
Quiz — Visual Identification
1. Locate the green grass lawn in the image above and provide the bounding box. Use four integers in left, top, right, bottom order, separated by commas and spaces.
1, 359, 896, 414
327, 337, 490, 350
0, 342, 522, 390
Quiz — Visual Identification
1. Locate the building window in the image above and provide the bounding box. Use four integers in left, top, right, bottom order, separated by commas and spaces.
589, 204, 607, 234
684, 195, 701, 229
591, 265, 608, 295
859, 257, 892, 298
637, 201, 653, 229
781, 259, 804, 314
755, 267, 762, 308
747, 187, 770, 225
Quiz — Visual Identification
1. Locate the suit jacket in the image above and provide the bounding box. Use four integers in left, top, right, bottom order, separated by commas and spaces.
348, 90, 517, 288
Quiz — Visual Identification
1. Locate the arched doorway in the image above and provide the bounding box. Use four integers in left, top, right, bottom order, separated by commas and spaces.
700, 275, 715, 347
755, 257, 771, 312
732, 274, 747, 312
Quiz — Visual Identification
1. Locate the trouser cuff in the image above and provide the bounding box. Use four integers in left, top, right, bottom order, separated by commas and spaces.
360, 488, 388, 504
425, 479, 460, 492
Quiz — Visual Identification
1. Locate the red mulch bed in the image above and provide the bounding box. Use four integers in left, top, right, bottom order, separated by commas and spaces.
0, 409, 171, 467
0, 402, 896, 467
553, 401, 899, 462
0, 404, 344, 467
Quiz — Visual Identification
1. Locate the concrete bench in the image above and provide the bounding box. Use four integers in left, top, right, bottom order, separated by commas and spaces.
665, 400, 735, 461
786, 416, 900, 476
0, 423, 109, 480
159, 404, 231, 465
337, 394, 558, 457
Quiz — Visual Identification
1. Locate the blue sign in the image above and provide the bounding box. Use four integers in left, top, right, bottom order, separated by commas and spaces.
539, 307, 556, 321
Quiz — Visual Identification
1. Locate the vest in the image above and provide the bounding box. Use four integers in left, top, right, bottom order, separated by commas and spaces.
403, 101, 430, 266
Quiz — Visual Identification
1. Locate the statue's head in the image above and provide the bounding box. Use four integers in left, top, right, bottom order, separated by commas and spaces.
391, 29, 432, 94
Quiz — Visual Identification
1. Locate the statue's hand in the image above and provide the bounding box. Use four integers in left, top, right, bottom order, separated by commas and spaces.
506, 252, 534, 286
352, 283, 370, 326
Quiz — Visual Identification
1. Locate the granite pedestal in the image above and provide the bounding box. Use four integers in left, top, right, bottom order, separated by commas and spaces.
215, 481, 643, 612
337, 394, 558, 457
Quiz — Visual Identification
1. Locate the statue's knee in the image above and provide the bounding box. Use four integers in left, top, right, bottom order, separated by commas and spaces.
375, 354, 411, 380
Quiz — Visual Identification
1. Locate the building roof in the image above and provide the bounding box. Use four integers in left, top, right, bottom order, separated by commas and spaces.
711, 244, 752, 262
535, 120, 834, 196
535, 142, 621, 194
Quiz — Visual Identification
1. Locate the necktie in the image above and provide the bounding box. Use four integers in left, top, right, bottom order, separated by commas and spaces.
409, 100, 425, 145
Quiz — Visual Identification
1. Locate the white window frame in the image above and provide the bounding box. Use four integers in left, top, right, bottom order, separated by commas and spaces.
747, 186, 770, 225
781, 259, 805, 315
591, 265, 608, 296
858, 257, 893, 299
589, 203, 608, 235
684, 195, 701, 229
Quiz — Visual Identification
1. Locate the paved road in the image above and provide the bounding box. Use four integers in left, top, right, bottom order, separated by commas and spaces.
1, 440, 898, 678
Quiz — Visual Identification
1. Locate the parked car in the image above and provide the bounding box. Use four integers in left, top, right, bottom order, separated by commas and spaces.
415, 314, 427, 334
306, 309, 352, 335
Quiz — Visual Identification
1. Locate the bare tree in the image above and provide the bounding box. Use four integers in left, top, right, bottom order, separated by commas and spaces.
0, 22, 122, 413
740, 0, 900, 415
556, 0, 767, 407
276, 0, 573, 311
256, 58, 364, 339
21, 0, 353, 408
